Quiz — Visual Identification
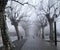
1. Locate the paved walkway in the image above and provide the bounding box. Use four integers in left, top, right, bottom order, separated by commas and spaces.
13, 39, 27, 50
21, 37, 59, 50
0, 36, 60, 50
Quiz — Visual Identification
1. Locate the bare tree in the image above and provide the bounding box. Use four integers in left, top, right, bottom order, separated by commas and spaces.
5, 4, 28, 40
38, 15, 47, 39
5, 0, 33, 40
39, 0, 60, 42
5, 0, 37, 39
28, 0, 60, 41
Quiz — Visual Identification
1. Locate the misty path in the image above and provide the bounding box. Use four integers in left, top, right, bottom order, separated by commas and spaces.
21, 37, 57, 50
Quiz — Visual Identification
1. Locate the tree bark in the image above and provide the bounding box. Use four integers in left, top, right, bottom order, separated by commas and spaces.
0, 1, 15, 50
0, 13, 12, 50
42, 27, 44, 39
14, 25, 20, 40
49, 22, 54, 42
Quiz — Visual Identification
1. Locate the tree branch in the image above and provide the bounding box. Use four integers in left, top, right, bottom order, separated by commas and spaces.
42, 7, 47, 13
48, 1, 57, 9
5, 6, 12, 9
57, 10, 60, 17
17, 14, 28, 23
45, 13, 50, 22
12, 0, 36, 9
12, 0, 27, 5
53, 6, 60, 18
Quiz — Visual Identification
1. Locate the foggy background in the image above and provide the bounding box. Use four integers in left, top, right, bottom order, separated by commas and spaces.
0, 0, 60, 47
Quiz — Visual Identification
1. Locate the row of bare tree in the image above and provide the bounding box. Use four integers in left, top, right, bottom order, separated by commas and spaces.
37, 0, 60, 42
3, 0, 60, 44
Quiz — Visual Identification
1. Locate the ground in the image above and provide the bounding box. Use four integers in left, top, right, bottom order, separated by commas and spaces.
0, 36, 60, 50
21, 37, 57, 50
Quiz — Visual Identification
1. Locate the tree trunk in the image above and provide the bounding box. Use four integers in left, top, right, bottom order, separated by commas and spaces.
42, 27, 44, 39
0, 13, 12, 50
14, 25, 20, 40
0, 1, 15, 50
49, 22, 54, 42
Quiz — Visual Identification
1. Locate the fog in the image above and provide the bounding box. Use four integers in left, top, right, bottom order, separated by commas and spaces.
5, 0, 60, 38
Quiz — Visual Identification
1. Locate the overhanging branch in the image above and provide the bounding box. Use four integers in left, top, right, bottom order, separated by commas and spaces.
12, 0, 36, 9
12, 0, 28, 5
50, 2, 57, 9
